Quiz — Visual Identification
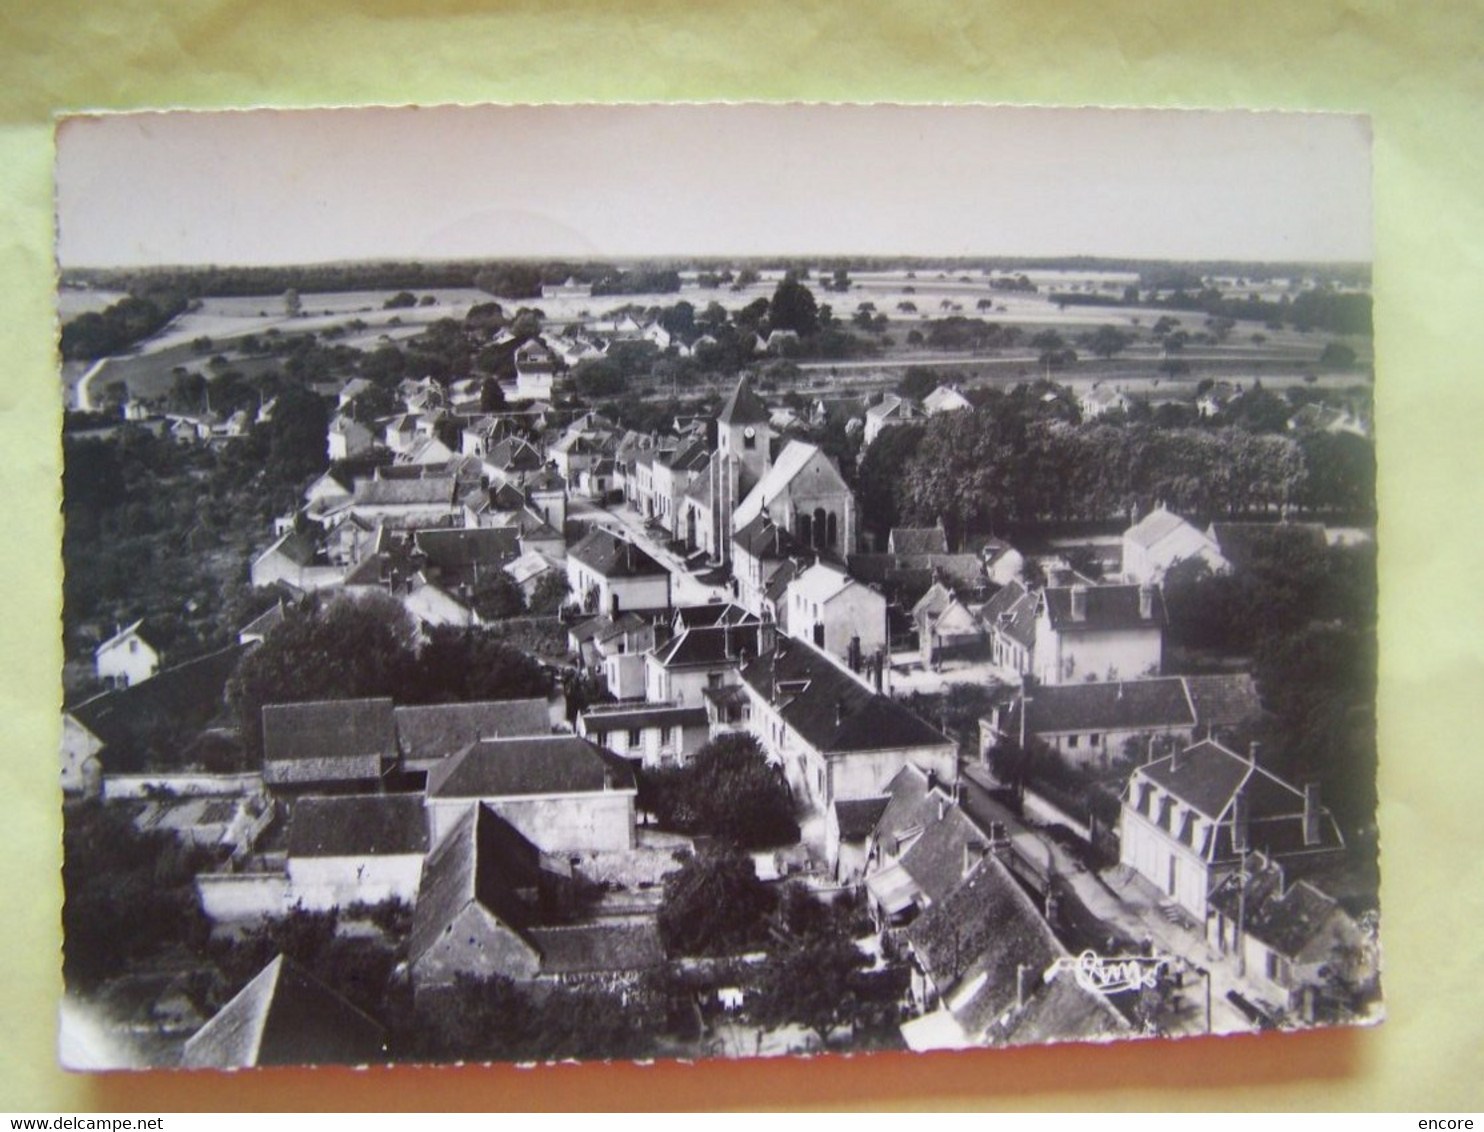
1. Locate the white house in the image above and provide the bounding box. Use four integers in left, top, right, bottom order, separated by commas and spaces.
95, 619, 162, 688
284, 793, 429, 911
785, 562, 888, 663
1122, 506, 1228, 584
566, 529, 671, 616
1034, 583, 1165, 685
577, 703, 711, 768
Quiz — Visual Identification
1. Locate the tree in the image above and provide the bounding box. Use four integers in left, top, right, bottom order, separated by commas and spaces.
769, 276, 820, 336
528, 571, 570, 615
1084, 325, 1132, 359
1319, 340, 1358, 368
658, 844, 775, 957
642, 733, 799, 848
471, 571, 526, 621
402, 626, 551, 705
229, 592, 420, 754
752, 887, 870, 1047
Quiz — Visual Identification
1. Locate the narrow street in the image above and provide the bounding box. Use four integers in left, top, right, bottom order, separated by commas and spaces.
958, 765, 1254, 1036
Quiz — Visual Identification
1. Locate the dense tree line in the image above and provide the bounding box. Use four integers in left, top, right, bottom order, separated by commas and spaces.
60, 291, 190, 361
866, 393, 1375, 547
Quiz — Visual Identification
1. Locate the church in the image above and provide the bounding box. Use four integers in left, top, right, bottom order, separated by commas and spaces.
676, 375, 858, 575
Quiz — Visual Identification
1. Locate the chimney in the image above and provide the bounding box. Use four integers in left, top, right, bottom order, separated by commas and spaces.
1232, 789, 1250, 854
1138, 583, 1155, 620
1248, 741, 1261, 765
988, 821, 1011, 861
758, 619, 777, 657
847, 634, 862, 673
1302, 782, 1322, 847
1070, 584, 1088, 621
963, 839, 987, 878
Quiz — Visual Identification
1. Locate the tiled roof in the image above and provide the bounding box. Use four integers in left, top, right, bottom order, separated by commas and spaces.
733, 441, 847, 532
652, 623, 764, 669
1183, 673, 1264, 728
261, 698, 397, 786
394, 700, 551, 767
898, 807, 990, 906
528, 920, 665, 976
1124, 507, 1195, 549
1209, 866, 1347, 960
181, 955, 385, 1068
1025, 678, 1195, 735
890, 527, 950, 556
353, 476, 457, 507
991, 967, 1130, 1046
732, 513, 799, 561
413, 526, 520, 570
69, 644, 249, 751
673, 602, 755, 628
258, 529, 321, 568
409, 804, 549, 965
569, 529, 668, 578
740, 640, 951, 755
834, 795, 890, 842
1042, 584, 1166, 631
580, 704, 709, 734
426, 735, 636, 799
287, 793, 429, 858
979, 581, 1038, 648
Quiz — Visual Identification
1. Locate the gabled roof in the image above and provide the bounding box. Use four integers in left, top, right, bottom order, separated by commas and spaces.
789, 562, 858, 605
287, 793, 429, 858
409, 804, 550, 965
740, 640, 951, 756
238, 602, 286, 641
569, 529, 668, 578
732, 440, 848, 532
673, 602, 755, 629
426, 735, 635, 799
898, 806, 991, 906
261, 698, 397, 786
352, 476, 457, 507
834, 795, 890, 842
651, 623, 764, 670
890, 527, 950, 556
1024, 677, 1196, 735
922, 386, 972, 414
1133, 740, 1345, 862
526, 921, 665, 976
732, 512, 799, 561
394, 699, 551, 766
912, 582, 955, 619
181, 955, 385, 1068
1125, 506, 1198, 550
980, 581, 1038, 648
717, 375, 771, 426
68, 643, 249, 750
1183, 673, 1264, 729
1041, 584, 1166, 631
413, 526, 520, 570
95, 618, 162, 657
256, 529, 320, 569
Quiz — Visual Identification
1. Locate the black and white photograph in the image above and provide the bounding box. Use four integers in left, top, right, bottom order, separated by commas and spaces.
54, 104, 1380, 1070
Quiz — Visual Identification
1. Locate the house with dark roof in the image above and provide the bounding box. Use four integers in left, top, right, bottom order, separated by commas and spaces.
731, 512, 801, 618
826, 794, 890, 884
1120, 739, 1345, 921
348, 474, 460, 527
979, 580, 1038, 676
645, 620, 767, 709
1206, 858, 1377, 1021
260, 697, 398, 794
425, 734, 637, 852
393, 699, 552, 777
577, 702, 711, 768
409, 804, 661, 995
731, 439, 857, 558
897, 852, 1128, 1051
182, 955, 386, 1068
1034, 583, 1165, 685
566, 528, 671, 616
410, 526, 521, 591
285, 793, 429, 909
739, 637, 956, 814
64, 643, 250, 791
889, 525, 950, 557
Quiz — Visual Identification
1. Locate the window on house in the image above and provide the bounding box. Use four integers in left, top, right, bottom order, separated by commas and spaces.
1068, 735, 1079, 749
628, 729, 642, 747
707, 672, 724, 688
1265, 951, 1286, 983
129, 640, 139, 654
1089, 732, 1101, 746
659, 726, 673, 747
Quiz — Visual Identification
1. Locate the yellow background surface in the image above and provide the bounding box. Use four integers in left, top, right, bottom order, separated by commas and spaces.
3, 0, 1481, 1112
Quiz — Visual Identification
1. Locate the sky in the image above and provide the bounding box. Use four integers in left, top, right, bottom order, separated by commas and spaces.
54, 104, 1372, 268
